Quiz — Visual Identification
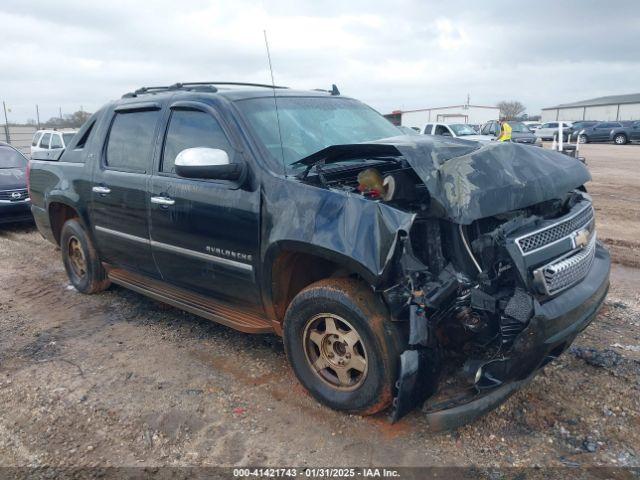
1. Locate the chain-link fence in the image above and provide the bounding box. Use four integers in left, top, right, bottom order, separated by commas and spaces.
1, 124, 37, 156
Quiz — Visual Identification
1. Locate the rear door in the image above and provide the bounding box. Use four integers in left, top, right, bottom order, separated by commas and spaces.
433, 124, 451, 136
593, 122, 617, 141
90, 104, 162, 276
30, 132, 43, 154
149, 101, 261, 304
632, 122, 640, 140
47, 133, 64, 159
38, 133, 51, 153
544, 122, 557, 138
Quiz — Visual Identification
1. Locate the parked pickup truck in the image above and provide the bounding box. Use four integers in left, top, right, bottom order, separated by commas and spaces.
609, 120, 640, 145
29, 82, 610, 428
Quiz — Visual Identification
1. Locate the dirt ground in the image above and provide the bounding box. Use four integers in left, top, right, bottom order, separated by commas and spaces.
582, 144, 640, 269
0, 144, 638, 469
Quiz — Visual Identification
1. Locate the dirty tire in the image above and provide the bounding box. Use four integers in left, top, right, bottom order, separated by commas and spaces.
60, 219, 110, 294
283, 278, 405, 415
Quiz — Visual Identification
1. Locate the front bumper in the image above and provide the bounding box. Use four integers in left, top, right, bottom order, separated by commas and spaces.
0, 200, 33, 224
394, 243, 610, 429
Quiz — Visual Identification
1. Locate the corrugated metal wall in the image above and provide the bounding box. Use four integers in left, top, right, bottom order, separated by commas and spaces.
401, 106, 499, 129
584, 105, 619, 121
618, 103, 640, 120
543, 102, 640, 122
0, 125, 36, 156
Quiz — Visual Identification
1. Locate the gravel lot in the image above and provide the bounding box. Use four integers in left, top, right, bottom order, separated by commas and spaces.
0, 143, 638, 469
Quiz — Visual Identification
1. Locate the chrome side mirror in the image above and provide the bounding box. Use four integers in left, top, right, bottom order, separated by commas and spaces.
174, 147, 245, 181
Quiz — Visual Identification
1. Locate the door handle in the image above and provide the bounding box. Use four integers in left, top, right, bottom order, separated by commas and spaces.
92, 186, 111, 195
150, 196, 175, 206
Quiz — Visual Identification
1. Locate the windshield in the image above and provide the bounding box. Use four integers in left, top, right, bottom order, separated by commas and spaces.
449, 124, 477, 136
509, 122, 532, 133
236, 96, 401, 168
62, 133, 75, 146
0, 146, 27, 168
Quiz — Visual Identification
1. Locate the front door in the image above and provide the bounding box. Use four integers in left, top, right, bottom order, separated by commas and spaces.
90, 105, 162, 276
149, 103, 261, 305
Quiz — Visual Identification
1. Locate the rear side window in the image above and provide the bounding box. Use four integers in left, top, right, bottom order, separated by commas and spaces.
51, 134, 63, 149
434, 125, 449, 136
106, 110, 160, 172
32, 132, 42, 147
161, 109, 232, 174
423, 123, 433, 134
74, 120, 95, 150
40, 133, 51, 149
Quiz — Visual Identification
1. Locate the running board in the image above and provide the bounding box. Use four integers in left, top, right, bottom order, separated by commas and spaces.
106, 267, 273, 334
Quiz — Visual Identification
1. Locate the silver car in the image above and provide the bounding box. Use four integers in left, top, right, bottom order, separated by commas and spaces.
535, 121, 573, 141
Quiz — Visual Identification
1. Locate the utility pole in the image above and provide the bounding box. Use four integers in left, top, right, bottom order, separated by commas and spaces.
36, 104, 41, 129
2, 101, 10, 144
59, 106, 63, 121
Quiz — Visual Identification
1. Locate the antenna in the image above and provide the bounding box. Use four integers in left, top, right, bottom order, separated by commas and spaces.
263, 30, 286, 170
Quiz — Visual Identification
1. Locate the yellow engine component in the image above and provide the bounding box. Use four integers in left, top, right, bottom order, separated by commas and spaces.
357, 168, 386, 198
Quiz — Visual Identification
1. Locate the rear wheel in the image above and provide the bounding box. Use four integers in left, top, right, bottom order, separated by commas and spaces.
614, 133, 627, 145
61, 219, 110, 294
283, 278, 405, 415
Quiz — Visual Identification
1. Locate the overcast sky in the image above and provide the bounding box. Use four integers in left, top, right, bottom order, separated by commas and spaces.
1, 0, 639, 123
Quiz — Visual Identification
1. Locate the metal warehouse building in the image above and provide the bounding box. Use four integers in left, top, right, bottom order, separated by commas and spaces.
385, 104, 499, 129
542, 93, 640, 122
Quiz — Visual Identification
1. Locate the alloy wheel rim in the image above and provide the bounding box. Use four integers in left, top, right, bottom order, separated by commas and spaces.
67, 236, 87, 278
615, 136, 625, 144
303, 313, 368, 391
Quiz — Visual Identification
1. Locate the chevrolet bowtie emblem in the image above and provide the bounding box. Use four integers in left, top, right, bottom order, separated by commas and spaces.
574, 228, 590, 249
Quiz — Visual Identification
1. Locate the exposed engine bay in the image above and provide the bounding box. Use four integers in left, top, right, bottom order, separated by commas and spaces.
298, 148, 601, 425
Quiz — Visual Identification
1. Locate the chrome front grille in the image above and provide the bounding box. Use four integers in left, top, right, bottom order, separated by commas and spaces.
517, 205, 594, 254
0, 188, 29, 202
534, 235, 597, 295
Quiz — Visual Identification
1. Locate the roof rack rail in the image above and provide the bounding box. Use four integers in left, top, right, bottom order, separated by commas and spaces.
311, 84, 340, 96
122, 81, 290, 98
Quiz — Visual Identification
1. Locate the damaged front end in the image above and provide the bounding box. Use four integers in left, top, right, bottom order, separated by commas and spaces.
294, 136, 610, 428
387, 191, 610, 429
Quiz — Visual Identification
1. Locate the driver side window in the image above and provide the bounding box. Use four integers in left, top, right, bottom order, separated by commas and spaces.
162, 109, 233, 174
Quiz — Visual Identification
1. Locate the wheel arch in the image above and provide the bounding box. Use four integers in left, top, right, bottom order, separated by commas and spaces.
262, 241, 380, 332
614, 132, 628, 143
48, 200, 91, 246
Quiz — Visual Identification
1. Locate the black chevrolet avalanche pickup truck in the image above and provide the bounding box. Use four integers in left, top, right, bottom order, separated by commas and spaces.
29, 82, 610, 428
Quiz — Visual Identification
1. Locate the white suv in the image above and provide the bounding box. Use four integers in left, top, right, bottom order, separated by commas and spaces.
30, 130, 77, 158
423, 122, 493, 142
534, 122, 573, 141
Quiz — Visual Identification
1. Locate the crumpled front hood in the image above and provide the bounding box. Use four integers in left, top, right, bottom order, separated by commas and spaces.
296, 135, 591, 224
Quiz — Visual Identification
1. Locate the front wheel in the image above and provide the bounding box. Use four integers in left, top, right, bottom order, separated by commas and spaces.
578, 134, 588, 144
614, 133, 627, 145
283, 278, 405, 415
61, 219, 110, 294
